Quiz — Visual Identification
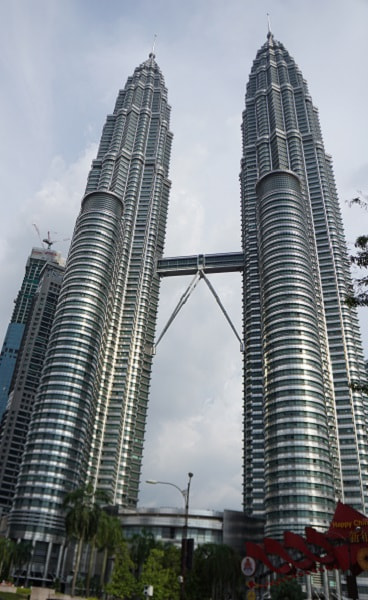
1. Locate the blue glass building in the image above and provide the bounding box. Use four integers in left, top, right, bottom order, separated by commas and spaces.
0, 249, 64, 418
0, 260, 64, 516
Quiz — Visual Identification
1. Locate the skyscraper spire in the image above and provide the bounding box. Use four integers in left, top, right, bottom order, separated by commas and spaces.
151, 33, 157, 56
266, 12, 274, 46
266, 12, 272, 35
241, 35, 368, 538
5, 29, 368, 592
8, 55, 173, 581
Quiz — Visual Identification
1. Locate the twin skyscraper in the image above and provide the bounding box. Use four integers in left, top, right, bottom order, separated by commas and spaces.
1, 32, 368, 583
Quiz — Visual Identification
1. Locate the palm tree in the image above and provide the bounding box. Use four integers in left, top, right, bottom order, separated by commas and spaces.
129, 529, 157, 579
85, 525, 100, 598
96, 512, 123, 587
62, 482, 110, 596
187, 543, 241, 600
0, 538, 14, 580
11, 541, 33, 585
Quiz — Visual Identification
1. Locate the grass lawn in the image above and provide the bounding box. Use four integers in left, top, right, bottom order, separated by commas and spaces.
0, 593, 28, 600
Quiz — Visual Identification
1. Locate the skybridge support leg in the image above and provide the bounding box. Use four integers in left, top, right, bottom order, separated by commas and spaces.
154, 269, 243, 352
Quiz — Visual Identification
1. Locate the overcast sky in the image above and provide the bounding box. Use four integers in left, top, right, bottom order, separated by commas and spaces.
0, 0, 367, 513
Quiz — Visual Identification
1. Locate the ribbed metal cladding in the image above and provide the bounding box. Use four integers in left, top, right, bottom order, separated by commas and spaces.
9, 54, 173, 551
257, 171, 336, 537
84, 54, 172, 507
9, 191, 124, 538
241, 32, 368, 536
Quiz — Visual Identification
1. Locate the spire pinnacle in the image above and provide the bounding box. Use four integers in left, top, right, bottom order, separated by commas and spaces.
149, 34, 157, 59
266, 13, 274, 46
267, 13, 272, 37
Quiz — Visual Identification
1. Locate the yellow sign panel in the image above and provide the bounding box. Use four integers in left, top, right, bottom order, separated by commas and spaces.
246, 590, 256, 600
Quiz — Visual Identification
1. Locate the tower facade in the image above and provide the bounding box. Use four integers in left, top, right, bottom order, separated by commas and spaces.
241, 33, 368, 537
6, 34, 368, 584
0, 248, 64, 418
9, 52, 172, 575
0, 260, 64, 515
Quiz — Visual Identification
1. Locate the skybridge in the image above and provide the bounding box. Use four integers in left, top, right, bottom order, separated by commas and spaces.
154, 251, 244, 353
156, 251, 244, 277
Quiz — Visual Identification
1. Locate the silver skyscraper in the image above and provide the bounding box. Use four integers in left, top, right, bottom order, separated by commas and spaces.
9, 53, 172, 576
7, 31, 368, 585
241, 32, 368, 537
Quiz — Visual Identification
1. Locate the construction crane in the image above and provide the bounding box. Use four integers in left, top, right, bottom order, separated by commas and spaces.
33, 224, 69, 249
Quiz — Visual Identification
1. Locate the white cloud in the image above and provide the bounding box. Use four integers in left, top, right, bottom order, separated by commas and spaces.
0, 0, 368, 512
0, 144, 96, 335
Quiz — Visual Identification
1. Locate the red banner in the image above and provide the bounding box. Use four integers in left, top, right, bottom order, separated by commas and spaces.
328, 500, 368, 540
244, 502, 368, 577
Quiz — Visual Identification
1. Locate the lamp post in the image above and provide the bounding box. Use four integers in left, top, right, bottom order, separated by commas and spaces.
146, 472, 194, 596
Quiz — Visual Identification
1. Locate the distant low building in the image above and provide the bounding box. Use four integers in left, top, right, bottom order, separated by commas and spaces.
64, 506, 264, 593
119, 506, 264, 555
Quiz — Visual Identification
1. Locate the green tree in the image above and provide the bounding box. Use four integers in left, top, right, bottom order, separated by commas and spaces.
186, 543, 241, 600
105, 539, 136, 600
11, 541, 33, 584
139, 547, 180, 600
344, 195, 368, 393
86, 511, 122, 596
345, 194, 368, 307
96, 512, 123, 587
0, 539, 32, 583
346, 233, 368, 308
129, 529, 157, 579
0, 537, 13, 579
270, 577, 304, 600
160, 543, 180, 572
62, 482, 110, 596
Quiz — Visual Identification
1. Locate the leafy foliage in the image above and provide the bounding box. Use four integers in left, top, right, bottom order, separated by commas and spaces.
270, 578, 304, 600
346, 234, 368, 307
344, 195, 368, 394
97, 512, 123, 586
129, 529, 157, 578
0, 539, 32, 583
186, 543, 242, 600
105, 539, 136, 600
139, 547, 180, 600
107, 538, 180, 600
0, 538, 14, 579
62, 482, 111, 596
346, 195, 368, 307
11, 542, 32, 584
0, 594, 29, 600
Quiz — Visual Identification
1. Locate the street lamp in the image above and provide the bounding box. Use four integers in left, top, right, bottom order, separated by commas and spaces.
146, 473, 194, 596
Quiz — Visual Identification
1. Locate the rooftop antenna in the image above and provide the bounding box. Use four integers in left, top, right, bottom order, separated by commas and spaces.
150, 33, 157, 57
267, 13, 272, 34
